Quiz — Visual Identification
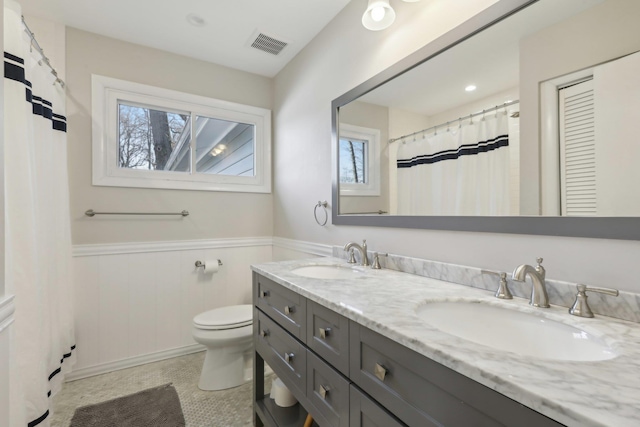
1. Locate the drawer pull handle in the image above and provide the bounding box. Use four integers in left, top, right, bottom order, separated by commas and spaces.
284, 305, 295, 315
374, 363, 388, 381
284, 352, 295, 363
259, 329, 269, 338
319, 385, 330, 399
259, 289, 270, 298
319, 327, 331, 339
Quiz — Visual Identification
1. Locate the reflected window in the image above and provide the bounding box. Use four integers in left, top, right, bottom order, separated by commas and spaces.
339, 137, 367, 184
338, 124, 380, 196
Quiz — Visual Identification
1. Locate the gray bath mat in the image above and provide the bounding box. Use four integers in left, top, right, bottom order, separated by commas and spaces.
70, 383, 185, 427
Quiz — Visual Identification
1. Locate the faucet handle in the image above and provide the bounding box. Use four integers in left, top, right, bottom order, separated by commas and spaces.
371, 252, 388, 270
480, 270, 513, 299
569, 284, 619, 318
347, 249, 356, 264
535, 257, 545, 279
494, 272, 513, 300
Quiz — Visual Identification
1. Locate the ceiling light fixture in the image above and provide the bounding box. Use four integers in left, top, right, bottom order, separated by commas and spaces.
362, 0, 420, 31
362, 0, 396, 31
465, 85, 477, 92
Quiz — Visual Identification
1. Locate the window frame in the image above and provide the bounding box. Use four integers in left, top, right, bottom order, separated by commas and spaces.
338, 123, 381, 196
92, 75, 271, 193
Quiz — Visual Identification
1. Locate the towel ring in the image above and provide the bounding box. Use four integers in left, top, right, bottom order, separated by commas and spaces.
314, 201, 329, 226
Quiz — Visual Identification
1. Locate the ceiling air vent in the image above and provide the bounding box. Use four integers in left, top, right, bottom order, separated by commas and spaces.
250, 33, 288, 56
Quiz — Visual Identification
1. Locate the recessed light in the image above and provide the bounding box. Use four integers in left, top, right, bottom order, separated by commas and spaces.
465, 85, 477, 92
186, 13, 206, 27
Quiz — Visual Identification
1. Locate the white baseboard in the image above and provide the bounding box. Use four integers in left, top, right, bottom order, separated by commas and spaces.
66, 344, 206, 382
271, 237, 332, 257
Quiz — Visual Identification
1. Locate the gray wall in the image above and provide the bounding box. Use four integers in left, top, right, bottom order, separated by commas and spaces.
272, 0, 640, 293
66, 28, 274, 244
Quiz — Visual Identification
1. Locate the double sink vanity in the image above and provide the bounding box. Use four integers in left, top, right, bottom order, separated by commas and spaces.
252, 249, 640, 427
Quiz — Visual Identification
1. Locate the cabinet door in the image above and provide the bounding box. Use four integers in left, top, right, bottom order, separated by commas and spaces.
350, 386, 406, 427
307, 351, 350, 427
254, 272, 307, 341
255, 310, 307, 399
307, 300, 350, 376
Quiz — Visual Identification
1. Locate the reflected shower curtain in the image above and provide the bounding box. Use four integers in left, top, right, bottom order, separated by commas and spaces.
4, 1, 75, 426
397, 113, 510, 215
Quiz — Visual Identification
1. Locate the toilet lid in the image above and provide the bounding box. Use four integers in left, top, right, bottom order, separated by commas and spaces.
193, 304, 253, 330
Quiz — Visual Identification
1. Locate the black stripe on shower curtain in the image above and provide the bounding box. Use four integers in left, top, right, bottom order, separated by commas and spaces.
5, 50, 74, 427
4, 51, 68, 133
397, 134, 509, 168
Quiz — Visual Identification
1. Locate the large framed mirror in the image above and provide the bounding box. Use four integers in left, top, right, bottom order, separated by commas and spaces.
332, 0, 640, 240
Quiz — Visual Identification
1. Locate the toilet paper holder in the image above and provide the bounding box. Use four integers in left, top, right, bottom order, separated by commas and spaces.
195, 260, 223, 269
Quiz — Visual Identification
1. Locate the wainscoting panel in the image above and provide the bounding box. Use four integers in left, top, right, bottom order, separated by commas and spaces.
0, 295, 15, 425
69, 239, 272, 380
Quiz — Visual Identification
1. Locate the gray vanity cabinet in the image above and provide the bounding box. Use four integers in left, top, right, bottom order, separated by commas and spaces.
253, 272, 565, 427
349, 386, 405, 427
256, 274, 307, 341
307, 300, 350, 376
255, 309, 308, 399
349, 322, 564, 427
307, 351, 350, 427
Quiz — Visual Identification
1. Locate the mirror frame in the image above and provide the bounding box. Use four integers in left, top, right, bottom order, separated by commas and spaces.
331, 0, 640, 240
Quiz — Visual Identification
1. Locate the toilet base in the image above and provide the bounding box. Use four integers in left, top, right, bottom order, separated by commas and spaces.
198, 347, 253, 391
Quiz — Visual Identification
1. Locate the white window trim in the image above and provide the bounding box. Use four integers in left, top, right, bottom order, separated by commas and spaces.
339, 123, 381, 197
91, 75, 271, 193
539, 68, 593, 215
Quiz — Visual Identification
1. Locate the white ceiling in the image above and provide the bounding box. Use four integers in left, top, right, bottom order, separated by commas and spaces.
358, 0, 604, 116
20, 0, 351, 77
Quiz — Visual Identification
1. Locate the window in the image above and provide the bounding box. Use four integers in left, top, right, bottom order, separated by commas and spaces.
92, 75, 271, 193
339, 124, 380, 196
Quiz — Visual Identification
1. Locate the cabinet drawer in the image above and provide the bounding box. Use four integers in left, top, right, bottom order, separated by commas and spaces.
350, 322, 564, 427
306, 351, 350, 427
350, 386, 406, 427
255, 310, 307, 399
254, 272, 307, 341
307, 300, 350, 375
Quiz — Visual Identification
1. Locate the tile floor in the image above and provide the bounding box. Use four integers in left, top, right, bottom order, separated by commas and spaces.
51, 351, 271, 427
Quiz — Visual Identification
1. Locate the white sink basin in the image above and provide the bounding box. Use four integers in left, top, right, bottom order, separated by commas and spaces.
291, 265, 365, 280
415, 301, 617, 361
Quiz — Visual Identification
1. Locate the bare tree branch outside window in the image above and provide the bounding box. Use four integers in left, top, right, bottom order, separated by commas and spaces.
339, 138, 366, 184
118, 103, 187, 170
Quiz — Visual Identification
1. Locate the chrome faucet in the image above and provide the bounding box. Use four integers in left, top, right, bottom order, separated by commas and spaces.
512, 257, 550, 308
344, 240, 369, 266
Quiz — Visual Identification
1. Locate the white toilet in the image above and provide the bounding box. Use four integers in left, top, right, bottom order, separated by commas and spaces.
191, 304, 254, 391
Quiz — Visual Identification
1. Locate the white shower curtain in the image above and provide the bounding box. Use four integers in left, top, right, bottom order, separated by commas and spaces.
4, 1, 75, 426
397, 112, 510, 215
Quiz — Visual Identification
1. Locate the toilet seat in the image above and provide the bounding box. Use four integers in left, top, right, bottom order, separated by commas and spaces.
193, 304, 253, 330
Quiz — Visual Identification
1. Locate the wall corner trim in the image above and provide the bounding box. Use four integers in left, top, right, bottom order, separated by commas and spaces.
0, 295, 16, 333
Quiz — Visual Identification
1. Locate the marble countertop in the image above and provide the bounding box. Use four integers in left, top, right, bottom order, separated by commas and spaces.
252, 257, 640, 427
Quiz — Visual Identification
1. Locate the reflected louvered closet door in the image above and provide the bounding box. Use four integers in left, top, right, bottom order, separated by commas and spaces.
559, 79, 596, 216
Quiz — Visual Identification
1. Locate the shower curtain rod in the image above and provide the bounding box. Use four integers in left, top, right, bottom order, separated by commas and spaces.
21, 15, 65, 88
388, 99, 519, 144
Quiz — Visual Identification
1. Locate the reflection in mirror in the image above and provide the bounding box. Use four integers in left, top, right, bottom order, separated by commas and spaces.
336, 0, 640, 218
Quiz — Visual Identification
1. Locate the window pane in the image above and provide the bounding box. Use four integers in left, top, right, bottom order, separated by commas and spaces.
118, 103, 190, 172
339, 138, 367, 183
194, 116, 255, 176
